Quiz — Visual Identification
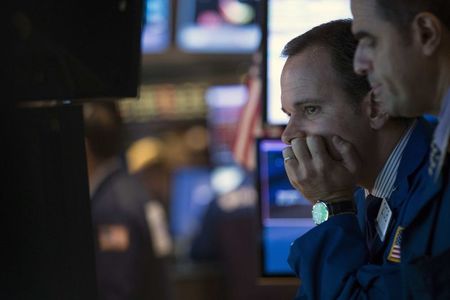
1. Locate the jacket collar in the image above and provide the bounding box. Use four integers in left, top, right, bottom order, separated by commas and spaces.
381, 118, 432, 208
396, 117, 443, 227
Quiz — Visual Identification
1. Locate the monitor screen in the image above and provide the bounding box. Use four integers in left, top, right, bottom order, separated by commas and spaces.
176, 0, 262, 53
6, 0, 143, 102
263, 0, 352, 125
256, 138, 315, 277
142, 0, 171, 53
169, 167, 215, 245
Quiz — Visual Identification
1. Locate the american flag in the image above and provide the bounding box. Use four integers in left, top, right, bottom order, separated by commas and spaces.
387, 226, 404, 263
231, 70, 263, 171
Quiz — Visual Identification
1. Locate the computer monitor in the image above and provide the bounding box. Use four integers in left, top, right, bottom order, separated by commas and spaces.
176, 0, 262, 53
256, 138, 315, 277
169, 167, 215, 249
142, 0, 171, 53
262, 0, 352, 125
6, 0, 143, 102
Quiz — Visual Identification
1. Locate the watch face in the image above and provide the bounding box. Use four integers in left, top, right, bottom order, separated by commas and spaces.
312, 202, 329, 225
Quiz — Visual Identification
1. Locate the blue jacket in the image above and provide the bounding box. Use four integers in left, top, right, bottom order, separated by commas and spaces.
400, 152, 450, 299
287, 117, 436, 299
92, 164, 170, 300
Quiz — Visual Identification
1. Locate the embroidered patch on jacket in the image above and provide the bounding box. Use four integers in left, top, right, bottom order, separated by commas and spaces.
387, 226, 404, 263
98, 224, 130, 252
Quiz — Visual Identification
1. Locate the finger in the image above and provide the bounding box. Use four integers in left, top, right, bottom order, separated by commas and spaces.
282, 146, 296, 163
324, 137, 343, 161
332, 135, 361, 175
306, 135, 331, 162
282, 147, 301, 187
291, 137, 311, 163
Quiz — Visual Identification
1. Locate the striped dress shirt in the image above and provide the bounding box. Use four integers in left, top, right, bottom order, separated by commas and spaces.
366, 120, 417, 199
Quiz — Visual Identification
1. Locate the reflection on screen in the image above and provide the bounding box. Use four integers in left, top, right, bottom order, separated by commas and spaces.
265, 0, 352, 125
142, 0, 170, 53
177, 0, 262, 53
257, 138, 315, 276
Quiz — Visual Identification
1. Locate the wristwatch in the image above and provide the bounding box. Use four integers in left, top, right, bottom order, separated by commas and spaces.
311, 200, 356, 225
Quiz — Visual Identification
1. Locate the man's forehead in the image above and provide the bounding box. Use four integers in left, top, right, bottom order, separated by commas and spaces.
351, 0, 382, 39
283, 50, 334, 84
351, 0, 379, 22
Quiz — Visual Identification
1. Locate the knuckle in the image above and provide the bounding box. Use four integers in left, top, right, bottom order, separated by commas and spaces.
340, 143, 352, 153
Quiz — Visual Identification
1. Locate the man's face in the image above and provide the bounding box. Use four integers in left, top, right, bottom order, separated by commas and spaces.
280, 47, 374, 175
351, 0, 436, 117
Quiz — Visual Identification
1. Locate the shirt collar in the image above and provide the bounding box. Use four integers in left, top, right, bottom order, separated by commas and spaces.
366, 120, 417, 199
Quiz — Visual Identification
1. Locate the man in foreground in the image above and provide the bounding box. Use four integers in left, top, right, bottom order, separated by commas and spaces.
280, 19, 435, 299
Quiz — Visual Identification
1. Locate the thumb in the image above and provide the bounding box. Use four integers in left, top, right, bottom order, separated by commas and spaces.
332, 135, 361, 175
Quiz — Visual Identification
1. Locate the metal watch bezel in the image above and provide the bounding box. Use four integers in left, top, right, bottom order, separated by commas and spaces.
312, 201, 329, 225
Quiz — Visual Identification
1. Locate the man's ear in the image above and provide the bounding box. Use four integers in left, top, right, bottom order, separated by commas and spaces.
366, 93, 389, 130
412, 12, 442, 56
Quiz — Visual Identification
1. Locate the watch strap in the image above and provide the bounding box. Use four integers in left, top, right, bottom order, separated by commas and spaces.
325, 200, 356, 216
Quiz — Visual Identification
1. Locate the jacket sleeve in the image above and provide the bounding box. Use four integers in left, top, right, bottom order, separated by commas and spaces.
288, 214, 402, 300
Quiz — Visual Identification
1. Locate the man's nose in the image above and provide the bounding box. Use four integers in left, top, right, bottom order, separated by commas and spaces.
281, 120, 306, 145
353, 44, 371, 76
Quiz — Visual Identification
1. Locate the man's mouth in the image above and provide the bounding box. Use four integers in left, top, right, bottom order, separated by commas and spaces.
371, 83, 382, 97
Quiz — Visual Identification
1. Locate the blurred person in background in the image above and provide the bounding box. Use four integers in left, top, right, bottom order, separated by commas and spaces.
83, 101, 171, 300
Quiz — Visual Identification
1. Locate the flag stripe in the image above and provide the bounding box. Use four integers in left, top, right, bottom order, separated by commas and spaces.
232, 78, 262, 170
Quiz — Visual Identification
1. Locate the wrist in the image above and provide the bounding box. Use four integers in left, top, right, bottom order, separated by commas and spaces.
312, 198, 356, 225
319, 189, 355, 204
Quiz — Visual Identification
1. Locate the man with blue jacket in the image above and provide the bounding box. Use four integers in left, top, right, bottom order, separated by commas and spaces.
350, 0, 450, 298
280, 19, 435, 299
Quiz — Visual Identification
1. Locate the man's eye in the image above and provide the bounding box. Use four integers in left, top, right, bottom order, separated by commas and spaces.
360, 36, 376, 47
304, 106, 319, 115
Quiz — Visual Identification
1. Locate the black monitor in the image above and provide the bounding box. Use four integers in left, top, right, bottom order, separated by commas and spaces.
5, 0, 144, 102
256, 138, 315, 277
262, 0, 352, 125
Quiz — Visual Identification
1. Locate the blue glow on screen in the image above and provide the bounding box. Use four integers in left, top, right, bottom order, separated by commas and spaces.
170, 167, 215, 240
142, 0, 170, 53
257, 139, 315, 276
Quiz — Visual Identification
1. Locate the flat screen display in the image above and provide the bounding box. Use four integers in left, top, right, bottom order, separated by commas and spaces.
142, 0, 171, 53
263, 0, 351, 125
176, 0, 262, 53
256, 138, 314, 277
6, 0, 143, 101
169, 167, 215, 244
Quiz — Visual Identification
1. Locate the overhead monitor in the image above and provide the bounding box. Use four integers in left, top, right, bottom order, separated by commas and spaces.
176, 0, 262, 53
142, 0, 171, 53
6, 0, 143, 102
256, 138, 314, 277
263, 0, 352, 125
